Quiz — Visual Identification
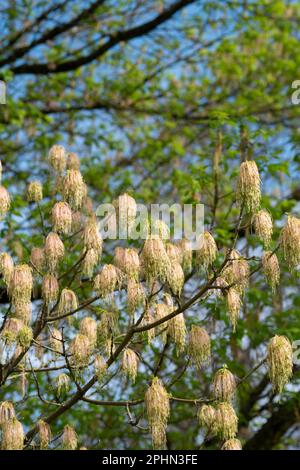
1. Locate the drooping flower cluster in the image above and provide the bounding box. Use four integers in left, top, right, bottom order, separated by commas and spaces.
145, 378, 170, 450
213, 366, 236, 402
37, 420, 51, 450
82, 217, 102, 277
122, 348, 139, 383
223, 249, 249, 295
94, 264, 121, 298
9, 264, 33, 310
62, 169, 86, 210
198, 404, 215, 431
267, 335, 293, 393
198, 402, 238, 442
114, 247, 140, 281
280, 215, 300, 270
56, 373, 70, 398
52, 201, 72, 234
214, 402, 238, 441
166, 243, 182, 264
27, 181, 43, 203
150, 219, 170, 240
196, 231, 218, 270
42, 274, 59, 306
79, 316, 97, 348
114, 193, 137, 237
69, 333, 91, 368
30, 247, 45, 272
178, 238, 192, 273
221, 438, 242, 450
167, 313, 186, 355
0, 252, 14, 285
82, 247, 99, 278
58, 289, 78, 317
262, 251, 280, 292
226, 288, 241, 332
141, 237, 171, 284
67, 152, 80, 171
167, 261, 184, 296
0, 401, 16, 425
127, 279, 145, 314
237, 160, 261, 213
188, 325, 211, 369
83, 217, 102, 253
44, 232, 64, 273
18, 325, 33, 348
1, 318, 23, 344
1, 417, 24, 450
252, 209, 273, 247
98, 310, 118, 350
49, 145, 67, 174
0, 185, 10, 219
94, 355, 107, 382
62, 424, 78, 450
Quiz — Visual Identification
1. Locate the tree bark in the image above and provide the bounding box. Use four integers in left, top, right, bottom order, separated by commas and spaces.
244, 399, 300, 450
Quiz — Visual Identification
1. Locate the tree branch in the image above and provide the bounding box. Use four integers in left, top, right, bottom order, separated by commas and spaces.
11, 0, 196, 75
244, 398, 300, 450
0, 0, 106, 68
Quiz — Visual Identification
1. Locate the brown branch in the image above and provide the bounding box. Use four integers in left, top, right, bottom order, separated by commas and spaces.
133, 276, 216, 333
244, 398, 300, 450
81, 397, 144, 407
24, 281, 268, 446
46, 295, 100, 322
11, 0, 196, 75
3, 2, 69, 50
19, 203, 269, 446
0, 0, 106, 68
